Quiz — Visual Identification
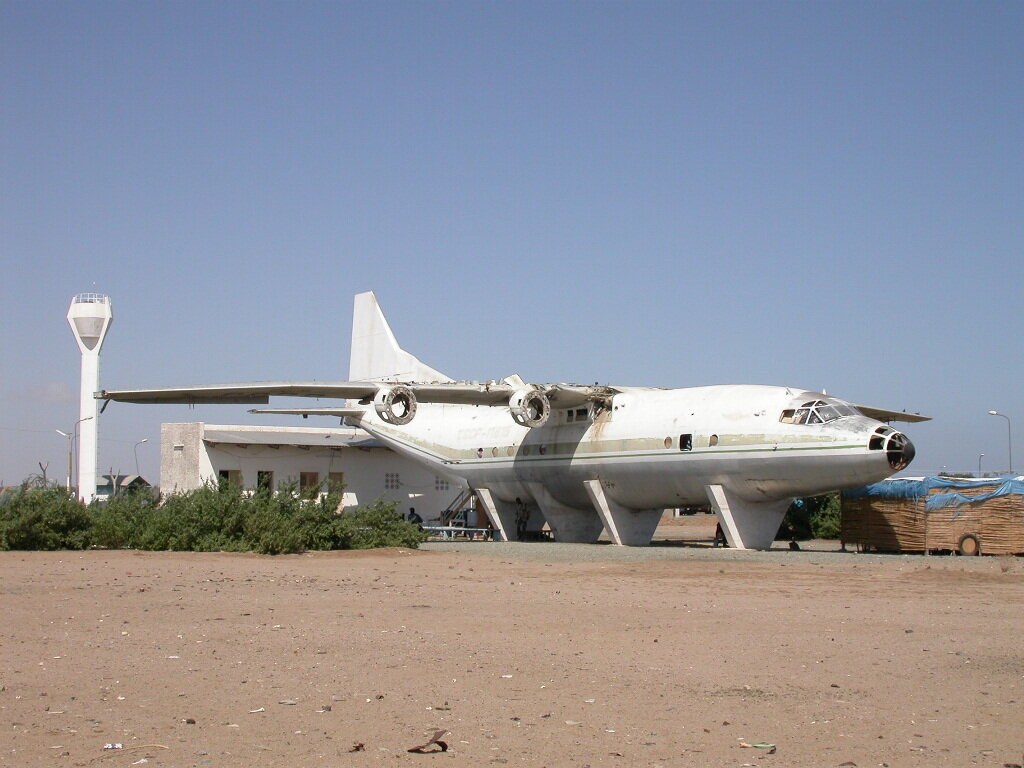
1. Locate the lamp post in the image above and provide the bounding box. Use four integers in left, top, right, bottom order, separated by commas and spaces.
987, 410, 1013, 474
133, 438, 148, 477
55, 430, 73, 491
56, 415, 93, 494
978, 453, 985, 477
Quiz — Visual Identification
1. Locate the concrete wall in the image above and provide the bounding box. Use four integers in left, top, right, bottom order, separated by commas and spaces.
159, 423, 463, 522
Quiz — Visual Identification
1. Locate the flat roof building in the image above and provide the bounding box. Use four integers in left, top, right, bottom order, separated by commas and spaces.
161, 422, 467, 523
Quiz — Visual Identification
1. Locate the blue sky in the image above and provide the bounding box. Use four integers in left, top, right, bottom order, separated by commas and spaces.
2, 1, 1021, 484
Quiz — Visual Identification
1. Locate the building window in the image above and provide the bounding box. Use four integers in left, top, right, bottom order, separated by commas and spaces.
384, 472, 401, 490
257, 470, 274, 492
435, 477, 449, 492
300, 471, 320, 492
218, 469, 242, 487
328, 472, 345, 492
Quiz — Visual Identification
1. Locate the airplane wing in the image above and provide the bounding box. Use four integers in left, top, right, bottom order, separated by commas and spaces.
852, 403, 931, 423
97, 381, 617, 407
97, 380, 619, 427
96, 381, 379, 405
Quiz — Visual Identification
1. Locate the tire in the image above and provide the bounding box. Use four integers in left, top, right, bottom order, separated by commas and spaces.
957, 533, 981, 556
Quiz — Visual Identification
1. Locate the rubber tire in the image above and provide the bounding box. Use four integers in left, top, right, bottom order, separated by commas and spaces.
957, 533, 981, 556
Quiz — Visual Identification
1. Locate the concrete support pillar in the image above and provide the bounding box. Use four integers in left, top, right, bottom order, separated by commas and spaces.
526, 482, 604, 543
475, 488, 517, 542
584, 480, 662, 546
705, 484, 790, 550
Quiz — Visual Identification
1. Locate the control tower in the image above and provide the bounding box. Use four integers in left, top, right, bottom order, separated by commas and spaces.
67, 293, 112, 502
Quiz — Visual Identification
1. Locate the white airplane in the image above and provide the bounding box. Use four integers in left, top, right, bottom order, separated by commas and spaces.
98, 291, 927, 549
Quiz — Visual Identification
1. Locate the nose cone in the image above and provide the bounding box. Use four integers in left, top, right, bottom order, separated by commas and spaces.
886, 432, 915, 471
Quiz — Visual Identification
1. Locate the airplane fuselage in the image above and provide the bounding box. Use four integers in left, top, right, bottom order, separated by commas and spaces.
349, 384, 910, 515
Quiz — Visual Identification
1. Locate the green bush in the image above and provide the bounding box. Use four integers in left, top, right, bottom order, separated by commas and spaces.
781, 493, 841, 540
0, 484, 93, 550
337, 500, 427, 549
0, 478, 425, 554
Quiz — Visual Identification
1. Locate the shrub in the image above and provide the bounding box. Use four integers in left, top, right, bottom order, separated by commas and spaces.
0, 484, 92, 550
781, 493, 841, 540
337, 500, 427, 549
0, 477, 424, 554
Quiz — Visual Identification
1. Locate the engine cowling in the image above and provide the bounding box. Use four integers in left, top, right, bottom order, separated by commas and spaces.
373, 385, 417, 425
509, 388, 550, 428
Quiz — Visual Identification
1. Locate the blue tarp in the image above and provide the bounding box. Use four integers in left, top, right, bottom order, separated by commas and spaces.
843, 476, 1024, 511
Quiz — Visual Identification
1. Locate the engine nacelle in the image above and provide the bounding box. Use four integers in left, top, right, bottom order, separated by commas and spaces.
509, 388, 550, 428
373, 385, 417, 425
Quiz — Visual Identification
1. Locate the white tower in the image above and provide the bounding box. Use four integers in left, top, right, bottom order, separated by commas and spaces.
67, 293, 112, 503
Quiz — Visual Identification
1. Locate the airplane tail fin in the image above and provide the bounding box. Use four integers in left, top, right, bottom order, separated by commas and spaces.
348, 291, 452, 383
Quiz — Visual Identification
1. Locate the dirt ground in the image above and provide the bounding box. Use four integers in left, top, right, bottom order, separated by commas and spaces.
3, 523, 1023, 768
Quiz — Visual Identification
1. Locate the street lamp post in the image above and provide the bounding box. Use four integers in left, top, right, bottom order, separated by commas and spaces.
134, 438, 148, 477
987, 410, 1013, 474
55, 430, 73, 491
56, 415, 93, 494
978, 453, 985, 477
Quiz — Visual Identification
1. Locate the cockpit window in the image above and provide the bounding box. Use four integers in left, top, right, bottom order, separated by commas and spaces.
780, 399, 859, 425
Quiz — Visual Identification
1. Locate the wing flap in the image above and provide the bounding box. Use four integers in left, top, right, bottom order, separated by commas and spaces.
249, 407, 366, 418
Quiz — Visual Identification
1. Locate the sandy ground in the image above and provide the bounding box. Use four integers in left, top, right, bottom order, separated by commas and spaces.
2, 522, 1023, 768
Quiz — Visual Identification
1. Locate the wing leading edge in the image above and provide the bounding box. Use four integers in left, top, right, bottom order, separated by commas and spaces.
852, 403, 931, 423
96, 380, 615, 409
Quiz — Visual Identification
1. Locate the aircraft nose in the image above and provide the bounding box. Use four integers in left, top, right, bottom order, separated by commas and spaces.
886, 431, 915, 471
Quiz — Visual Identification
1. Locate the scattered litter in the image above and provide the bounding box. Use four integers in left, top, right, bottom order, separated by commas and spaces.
184, 718, 196, 724
564, 720, 580, 726
349, 742, 365, 752
131, 760, 148, 765
740, 741, 777, 753
501, 674, 513, 678
318, 704, 332, 712
584, 699, 595, 703
103, 743, 123, 750
248, 707, 265, 713
278, 699, 297, 705
408, 729, 448, 753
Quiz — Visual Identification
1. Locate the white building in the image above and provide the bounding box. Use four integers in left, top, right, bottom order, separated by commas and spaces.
160, 422, 471, 522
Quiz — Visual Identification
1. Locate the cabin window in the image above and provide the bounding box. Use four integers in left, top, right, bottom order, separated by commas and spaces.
567, 407, 590, 424
709, 434, 719, 447
781, 400, 860, 425
680, 434, 693, 451
664, 436, 673, 449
